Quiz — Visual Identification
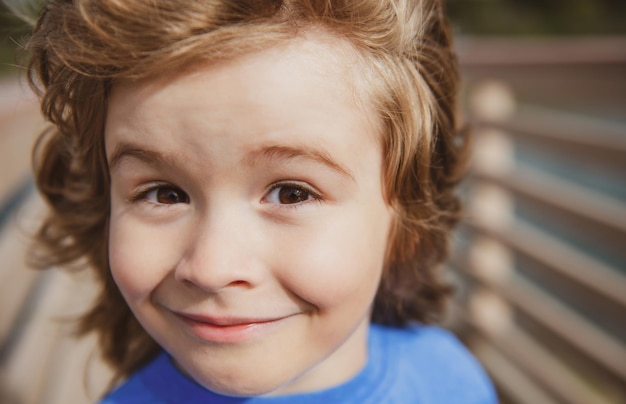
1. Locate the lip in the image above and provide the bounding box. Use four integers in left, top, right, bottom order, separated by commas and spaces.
173, 311, 292, 344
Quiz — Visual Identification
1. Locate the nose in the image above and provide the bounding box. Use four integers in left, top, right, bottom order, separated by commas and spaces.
174, 209, 266, 292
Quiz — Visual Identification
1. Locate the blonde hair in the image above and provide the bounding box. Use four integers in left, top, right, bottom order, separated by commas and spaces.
28, 0, 466, 379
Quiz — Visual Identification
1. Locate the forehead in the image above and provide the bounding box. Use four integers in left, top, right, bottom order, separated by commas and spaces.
113, 30, 368, 100
105, 31, 383, 171
106, 30, 380, 149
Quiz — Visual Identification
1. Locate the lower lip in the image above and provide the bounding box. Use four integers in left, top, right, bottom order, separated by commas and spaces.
177, 316, 284, 344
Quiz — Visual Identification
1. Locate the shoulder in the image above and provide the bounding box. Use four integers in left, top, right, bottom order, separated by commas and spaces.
370, 324, 497, 403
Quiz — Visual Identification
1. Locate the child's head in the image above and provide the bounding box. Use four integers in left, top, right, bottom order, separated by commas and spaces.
29, 0, 464, 395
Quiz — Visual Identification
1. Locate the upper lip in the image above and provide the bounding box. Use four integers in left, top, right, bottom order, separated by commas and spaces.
173, 311, 291, 326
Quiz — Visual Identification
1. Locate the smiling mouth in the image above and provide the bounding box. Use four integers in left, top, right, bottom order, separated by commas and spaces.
173, 312, 292, 343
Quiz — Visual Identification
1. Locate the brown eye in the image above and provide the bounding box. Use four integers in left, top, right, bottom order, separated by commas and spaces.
265, 183, 318, 205
151, 187, 190, 204
277, 186, 310, 204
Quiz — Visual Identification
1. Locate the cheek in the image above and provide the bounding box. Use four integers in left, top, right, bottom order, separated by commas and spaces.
276, 209, 391, 308
108, 217, 178, 302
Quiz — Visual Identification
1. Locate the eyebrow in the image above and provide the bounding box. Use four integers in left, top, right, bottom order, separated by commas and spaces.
108, 142, 183, 172
244, 145, 355, 182
108, 142, 356, 181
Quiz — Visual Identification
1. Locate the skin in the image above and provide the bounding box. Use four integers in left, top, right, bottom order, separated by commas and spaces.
105, 33, 393, 397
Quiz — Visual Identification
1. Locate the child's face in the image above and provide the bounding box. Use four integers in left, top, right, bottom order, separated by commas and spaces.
105, 34, 392, 396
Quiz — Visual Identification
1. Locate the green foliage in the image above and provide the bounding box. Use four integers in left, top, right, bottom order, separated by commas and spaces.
446, 0, 626, 36
0, 2, 31, 76
1, 0, 625, 77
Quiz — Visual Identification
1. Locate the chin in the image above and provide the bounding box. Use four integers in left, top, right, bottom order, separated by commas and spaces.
201, 378, 287, 398
186, 365, 294, 398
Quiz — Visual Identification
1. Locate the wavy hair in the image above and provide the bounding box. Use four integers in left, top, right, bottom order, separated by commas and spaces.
27, 0, 466, 380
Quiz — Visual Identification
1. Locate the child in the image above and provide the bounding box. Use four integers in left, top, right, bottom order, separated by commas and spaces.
27, 0, 496, 402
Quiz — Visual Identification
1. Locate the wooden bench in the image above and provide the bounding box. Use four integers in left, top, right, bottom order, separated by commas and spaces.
0, 77, 112, 404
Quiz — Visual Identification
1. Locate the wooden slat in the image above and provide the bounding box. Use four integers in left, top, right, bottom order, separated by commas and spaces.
453, 294, 608, 404
465, 215, 626, 312
0, 79, 42, 209
0, 77, 112, 404
42, 333, 113, 404
462, 307, 613, 404
506, 275, 626, 381
474, 341, 560, 404
491, 321, 617, 404
506, 104, 626, 148
506, 221, 626, 309
476, 105, 626, 171
452, 296, 614, 404
458, 37, 626, 66
0, 204, 40, 351
2, 268, 73, 404
0, 192, 47, 357
452, 246, 626, 382
473, 163, 626, 235
459, 37, 625, 404
1, 258, 112, 404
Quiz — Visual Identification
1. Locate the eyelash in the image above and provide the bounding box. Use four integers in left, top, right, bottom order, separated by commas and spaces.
128, 181, 323, 209
264, 181, 323, 208
129, 182, 189, 207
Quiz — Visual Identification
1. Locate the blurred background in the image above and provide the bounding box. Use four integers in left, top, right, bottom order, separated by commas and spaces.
1, 0, 625, 403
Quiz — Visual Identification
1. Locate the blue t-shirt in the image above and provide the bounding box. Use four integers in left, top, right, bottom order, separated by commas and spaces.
101, 324, 496, 403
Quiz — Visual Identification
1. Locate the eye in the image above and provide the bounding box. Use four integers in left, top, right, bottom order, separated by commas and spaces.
265, 183, 320, 205
137, 185, 190, 205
